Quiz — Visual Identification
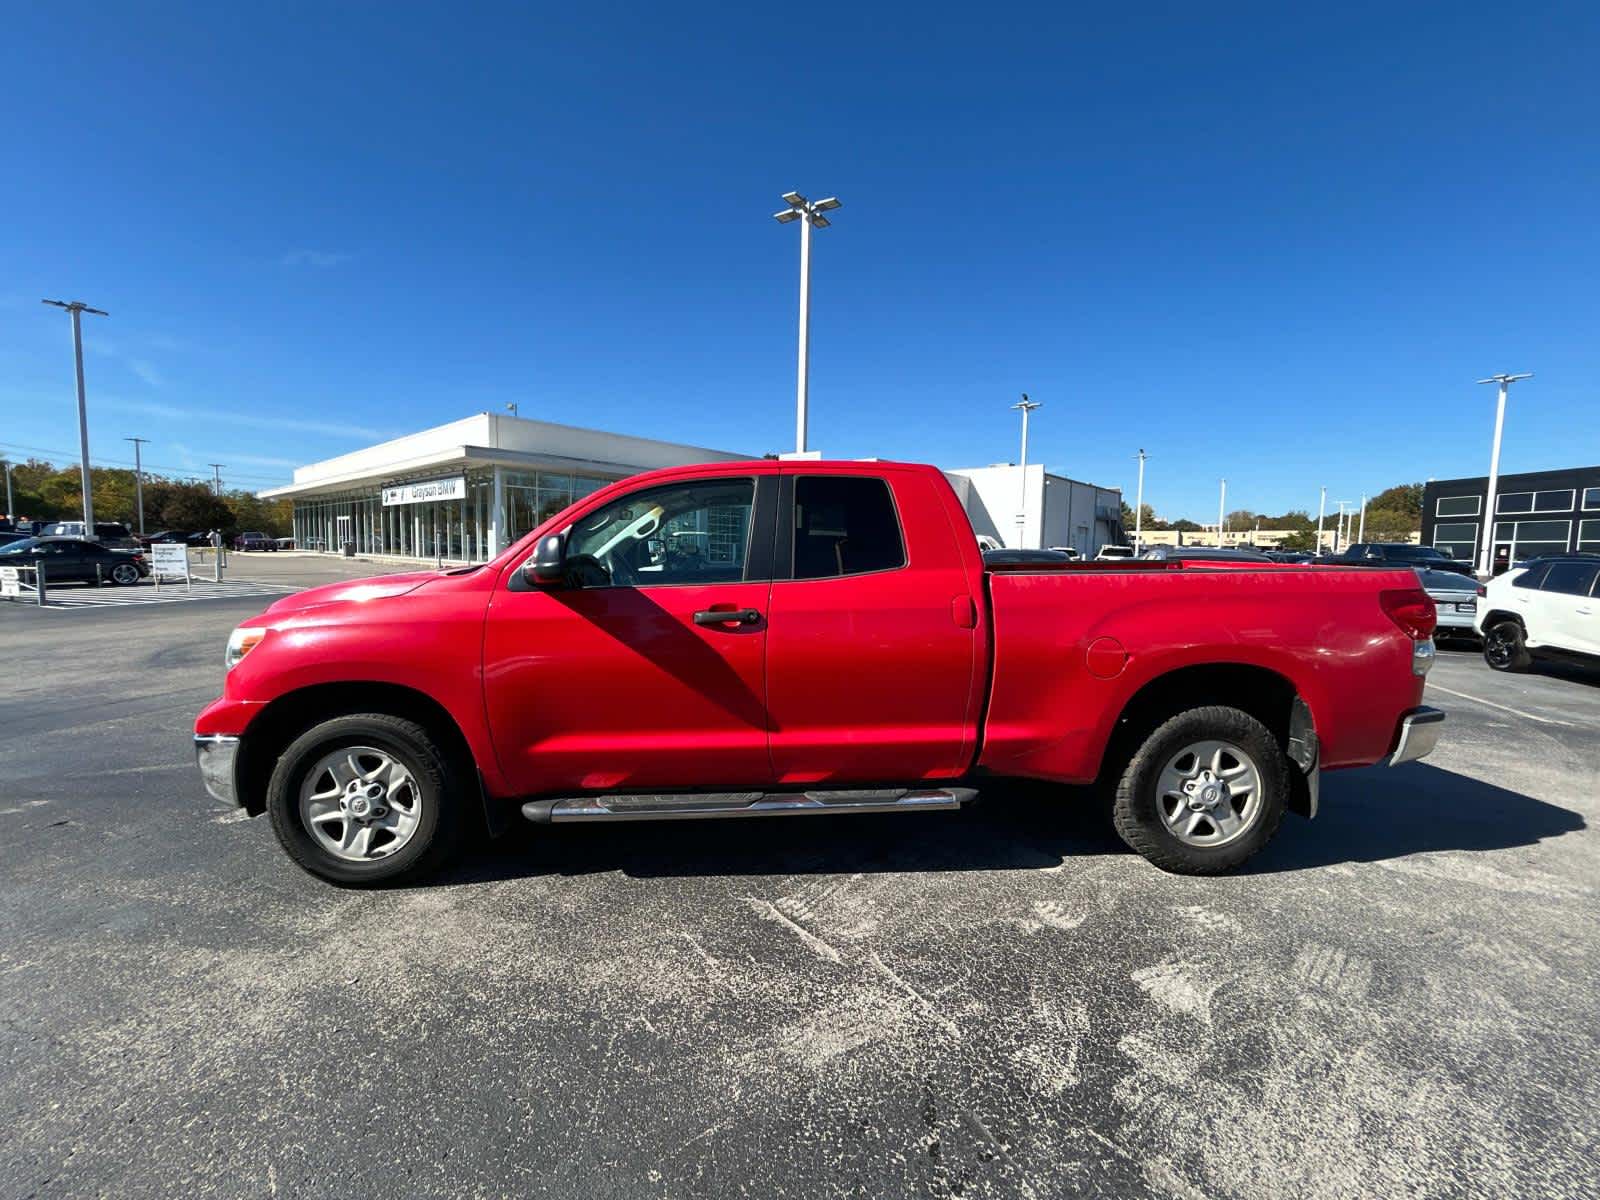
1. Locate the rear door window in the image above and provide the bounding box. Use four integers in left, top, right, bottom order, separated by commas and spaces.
792, 476, 906, 579
1541, 562, 1600, 596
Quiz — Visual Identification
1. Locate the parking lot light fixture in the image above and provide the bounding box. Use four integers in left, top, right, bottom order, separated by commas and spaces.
124, 437, 149, 535
42, 299, 109, 533
1217, 479, 1227, 546
1475, 373, 1533, 576
1012, 395, 1041, 547
773, 191, 842, 454
1358, 494, 1367, 542
1317, 486, 1326, 553
3, 457, 13, 519
1133, 449, 1148, 549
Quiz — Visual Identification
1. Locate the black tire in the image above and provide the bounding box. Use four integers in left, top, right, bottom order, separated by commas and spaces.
1111, 705, 1289, 875
1483, 619, 1532, 672
109, 562, 141, 586
265, 713, 465, 886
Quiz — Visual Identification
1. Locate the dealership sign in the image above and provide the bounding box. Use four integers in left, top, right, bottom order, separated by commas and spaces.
382, 476, 467, 506
150, 543, 191, 580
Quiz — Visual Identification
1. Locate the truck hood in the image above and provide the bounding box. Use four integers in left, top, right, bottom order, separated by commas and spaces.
262, 571, 441, 616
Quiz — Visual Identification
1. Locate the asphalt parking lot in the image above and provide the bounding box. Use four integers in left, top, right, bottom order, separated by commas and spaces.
2, 562, 1597, 1199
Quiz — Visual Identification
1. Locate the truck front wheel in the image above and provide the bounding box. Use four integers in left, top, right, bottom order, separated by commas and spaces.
1111, 706, 1288, 875
265, 713, 464, 886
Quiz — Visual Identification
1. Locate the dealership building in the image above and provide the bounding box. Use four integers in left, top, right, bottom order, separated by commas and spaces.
943, 464, 1124, 555
1421, 465, 1600, 570
262, 413, 746, 561
267, 412, 1128, 563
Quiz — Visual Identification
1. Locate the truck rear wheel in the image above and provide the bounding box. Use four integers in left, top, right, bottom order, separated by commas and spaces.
265, 713, 464, 886
1111, 705, 1288, 875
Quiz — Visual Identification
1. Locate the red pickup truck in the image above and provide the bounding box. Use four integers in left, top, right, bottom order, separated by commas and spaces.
194, 460, 1443, 885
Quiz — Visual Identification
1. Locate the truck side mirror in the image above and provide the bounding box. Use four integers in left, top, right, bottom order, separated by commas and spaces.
525, 533, 567, 585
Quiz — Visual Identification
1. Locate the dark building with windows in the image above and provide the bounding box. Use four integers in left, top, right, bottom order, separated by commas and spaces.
1422, 466, 1600, 572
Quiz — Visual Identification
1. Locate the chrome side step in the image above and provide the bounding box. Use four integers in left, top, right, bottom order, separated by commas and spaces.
521, 786, 977, 824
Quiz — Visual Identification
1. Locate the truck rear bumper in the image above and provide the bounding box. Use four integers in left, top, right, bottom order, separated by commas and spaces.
1388, 706, 1445, 766
194, 734, 242, 806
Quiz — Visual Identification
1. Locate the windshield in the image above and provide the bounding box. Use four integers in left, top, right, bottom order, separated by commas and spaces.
0, 538, 41, 554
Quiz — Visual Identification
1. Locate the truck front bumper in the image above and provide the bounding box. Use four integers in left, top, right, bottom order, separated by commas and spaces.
1388, 706, 1445, 766
194, 734, 242, 806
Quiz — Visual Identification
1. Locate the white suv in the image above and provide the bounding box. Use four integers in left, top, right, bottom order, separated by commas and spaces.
1476, 555, 1600, 672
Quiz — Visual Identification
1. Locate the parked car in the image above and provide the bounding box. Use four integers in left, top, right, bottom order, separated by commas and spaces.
1095, 545, 1135, 560
1048, 546, 1084, 560
234, 531, 278, 552
1417, 567, 1483, 643
0, 530, 29, 548
273, 537, 296, 551
1337, 543, 1474, 576
138, 529, 199, 547
0, 537, 150, 585
1137, 544, 1274, 563
40, 521, 139, 549
195, 459, 1443, 887
1476, 554, 1600, 672
1263, 550, 1315, 564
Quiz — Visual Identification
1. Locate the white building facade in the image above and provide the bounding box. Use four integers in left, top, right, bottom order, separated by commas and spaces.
944, 464, 1124, 555
263, 413, 746, 562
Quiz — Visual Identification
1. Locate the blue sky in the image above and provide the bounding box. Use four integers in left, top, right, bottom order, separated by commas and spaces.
3, 2, 1597, 520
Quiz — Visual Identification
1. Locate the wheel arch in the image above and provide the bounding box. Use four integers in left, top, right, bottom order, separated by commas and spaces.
1099, 662, 1314, 817
1480, 608, 1524, 630
236, 681, 489, 826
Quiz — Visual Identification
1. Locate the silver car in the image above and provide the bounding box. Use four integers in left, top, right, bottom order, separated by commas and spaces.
1418, 567, 1481, 640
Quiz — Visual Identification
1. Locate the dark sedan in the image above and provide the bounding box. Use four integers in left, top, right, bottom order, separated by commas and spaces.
0, 537, 150, 586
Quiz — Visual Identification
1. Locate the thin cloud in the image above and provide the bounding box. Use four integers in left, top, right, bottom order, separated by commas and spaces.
103, 398, 391, 442
281, 249, 353, 268
129, 359, 164, 387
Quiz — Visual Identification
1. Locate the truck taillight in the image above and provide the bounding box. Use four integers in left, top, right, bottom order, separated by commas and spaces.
1380, 587, 1437, 640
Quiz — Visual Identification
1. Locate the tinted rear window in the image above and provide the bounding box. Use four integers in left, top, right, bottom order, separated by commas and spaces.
792, 476, 906, 579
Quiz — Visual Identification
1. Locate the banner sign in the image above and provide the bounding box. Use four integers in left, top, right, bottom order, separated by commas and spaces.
150, 543, 190, 579
382, 477, 467, 506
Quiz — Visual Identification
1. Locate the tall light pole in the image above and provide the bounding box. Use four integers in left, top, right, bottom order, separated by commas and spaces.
1217, 479, 1227, 546
773, 191, 841, 454
1358, 494, 1367, 542
1335, 500, 1353, 552
1476, 373, 1533, 576
1012, 395, 1041, 548
2, 457, 14, 519
1133, 449, 1148, 549
209, 464, 224, 495
1316, 486, 1326, 555
124, 436, 149, 535
42, 299, 108, 532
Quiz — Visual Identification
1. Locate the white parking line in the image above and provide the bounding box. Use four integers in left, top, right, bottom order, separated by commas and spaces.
1425, 682, 1575, 728
36, 583, 297, 610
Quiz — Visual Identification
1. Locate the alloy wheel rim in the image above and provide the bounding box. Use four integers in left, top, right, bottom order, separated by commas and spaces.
113, 564, 138, 584
1155, 739, 1263, 848
298, 745, 423, 862
1486, 627, 1514, 665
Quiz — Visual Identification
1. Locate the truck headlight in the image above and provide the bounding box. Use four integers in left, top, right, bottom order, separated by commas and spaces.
225, 626, 266, 670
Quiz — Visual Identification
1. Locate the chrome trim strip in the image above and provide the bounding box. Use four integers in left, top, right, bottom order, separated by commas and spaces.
1388, 706, 1445, 767
194, 734, 242, 806
529, 788, 976, 824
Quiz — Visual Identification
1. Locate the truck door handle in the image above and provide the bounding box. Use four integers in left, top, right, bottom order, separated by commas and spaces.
693, 607, 762, 627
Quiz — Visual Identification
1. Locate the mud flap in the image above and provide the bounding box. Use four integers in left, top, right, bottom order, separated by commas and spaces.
1286, 696, 1320, 819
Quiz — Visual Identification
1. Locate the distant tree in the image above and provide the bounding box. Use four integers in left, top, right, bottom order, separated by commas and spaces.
1369, 483, 1423, 519
1170, 518, 1203, 532
147, 480, 236, 532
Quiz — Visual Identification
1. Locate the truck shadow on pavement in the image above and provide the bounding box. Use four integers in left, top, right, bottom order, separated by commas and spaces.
434, 764, 1582, 885
1248, 763, 1586, 873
